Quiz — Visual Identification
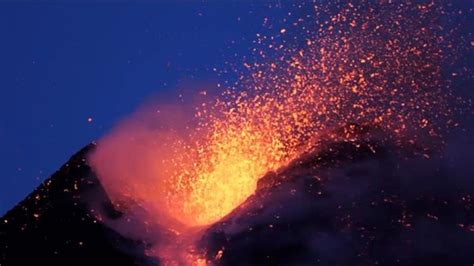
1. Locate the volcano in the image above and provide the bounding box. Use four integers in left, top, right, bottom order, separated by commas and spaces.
1, 124, 473, 265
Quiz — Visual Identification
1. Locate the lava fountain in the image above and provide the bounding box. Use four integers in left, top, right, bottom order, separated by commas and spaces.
88, 1, 468, 264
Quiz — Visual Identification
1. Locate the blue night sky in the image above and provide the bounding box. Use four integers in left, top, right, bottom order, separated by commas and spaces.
0, 2, 290, 214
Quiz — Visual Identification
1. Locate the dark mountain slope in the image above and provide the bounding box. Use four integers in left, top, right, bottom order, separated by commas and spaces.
0, 144, 155, 266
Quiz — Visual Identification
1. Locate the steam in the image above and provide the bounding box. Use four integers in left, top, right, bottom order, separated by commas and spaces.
88, 90, 214, 264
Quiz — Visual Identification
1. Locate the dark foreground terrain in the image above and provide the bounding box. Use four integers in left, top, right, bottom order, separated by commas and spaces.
0, 144, 155, 265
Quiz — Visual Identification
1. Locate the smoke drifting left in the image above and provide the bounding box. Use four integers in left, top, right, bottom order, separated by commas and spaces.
88, 86, 221, 263
89, 88, 207, 226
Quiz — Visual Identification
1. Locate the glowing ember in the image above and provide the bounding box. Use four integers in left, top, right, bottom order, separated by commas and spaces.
88, 1, 468, 263
155, 1, 463, 227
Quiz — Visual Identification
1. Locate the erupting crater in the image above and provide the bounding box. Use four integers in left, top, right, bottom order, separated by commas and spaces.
86, 1, 468, 264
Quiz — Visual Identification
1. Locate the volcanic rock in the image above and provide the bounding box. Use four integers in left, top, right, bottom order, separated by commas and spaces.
0, 144, 156, 266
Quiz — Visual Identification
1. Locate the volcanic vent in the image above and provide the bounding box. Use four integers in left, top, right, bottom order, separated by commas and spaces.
1, 123, 473, 265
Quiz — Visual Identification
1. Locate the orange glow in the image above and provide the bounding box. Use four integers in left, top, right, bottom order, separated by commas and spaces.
92, 1, 457, 227
88, 1, 466, 264
164, 103, 299, 225
167, 127, 286, 225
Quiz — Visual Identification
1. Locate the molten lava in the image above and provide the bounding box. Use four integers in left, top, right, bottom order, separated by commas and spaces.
88, 1, 468, 264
